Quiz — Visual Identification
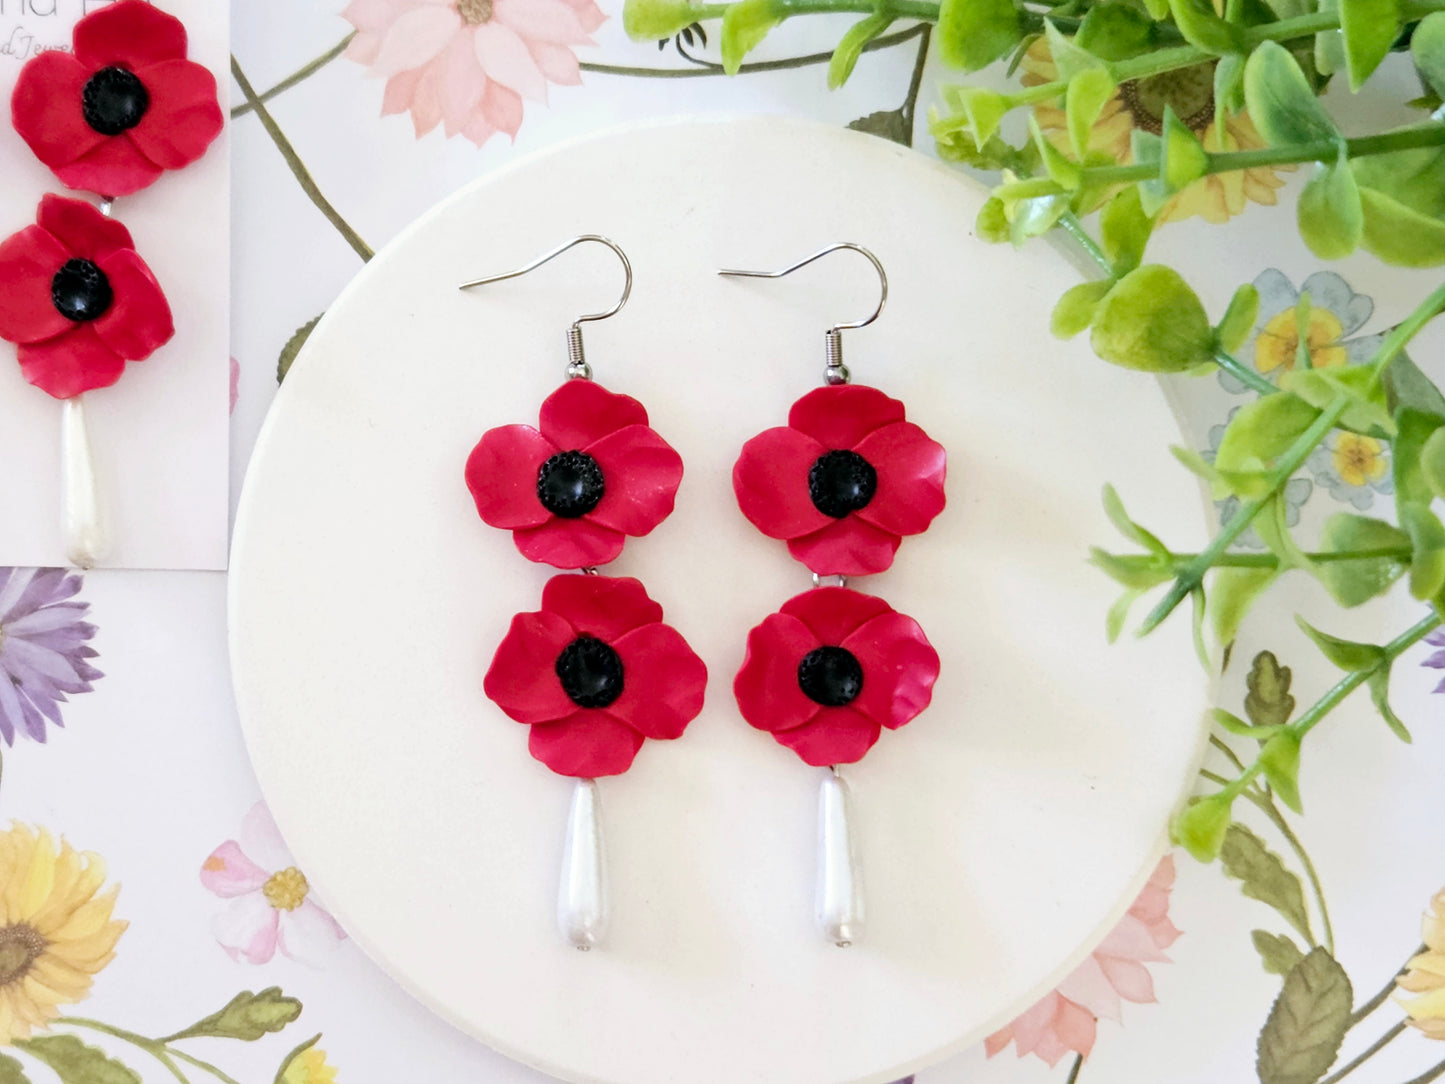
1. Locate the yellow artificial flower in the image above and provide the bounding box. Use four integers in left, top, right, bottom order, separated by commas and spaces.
283, 1044, 339, 1084
0, 824, 126, 1044
1397, 889, 1445, 1037
1330, 432, 1388, 488
1254, 306, 1348, 375
1021, 39, 1290, 224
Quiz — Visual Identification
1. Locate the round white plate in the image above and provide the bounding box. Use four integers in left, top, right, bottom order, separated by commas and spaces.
230, 116, 1210, 1084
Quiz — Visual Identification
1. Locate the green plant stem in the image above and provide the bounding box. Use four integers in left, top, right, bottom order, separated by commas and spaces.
581, 21, 927, 76
273, 1034, 323, 1084
168, 1049, 245, 1084
230, 57, 375, 263
900, 24, 933, 137
1351, 946, 1424, 1024
1320, 1022, 1408, 1084
1108, 545, 1416, 573
231, 33, 355, 118
1066, 1053, 1085, 1083
59, 1019, 189, 1084
1214, 349, 1279, 396
1406, 1056, 1445, 1084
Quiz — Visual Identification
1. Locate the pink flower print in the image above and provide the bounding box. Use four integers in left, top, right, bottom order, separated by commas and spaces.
985, 856, 1181, 1067
342, 0, 605, 146
200, 802, 347, 965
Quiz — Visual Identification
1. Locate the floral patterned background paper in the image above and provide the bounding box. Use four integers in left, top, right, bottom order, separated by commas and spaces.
3, 1, 1445, 1081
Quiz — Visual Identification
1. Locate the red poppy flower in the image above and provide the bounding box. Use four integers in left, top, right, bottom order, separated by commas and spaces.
733, 385, 947, 576
11, 0, 223, 198
466, 380, 685, 569
0, 195, 173, 400
484, 575, 707, 778
734, 587, 939, 767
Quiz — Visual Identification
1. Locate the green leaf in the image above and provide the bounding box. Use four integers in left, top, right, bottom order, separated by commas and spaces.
1413, 12, 1445, 101
1255, 490, 1316, 573
1401, 501, 1445, 600
621, 0, 703, 40
1077, 4, 1156, 59
1393, 410, 1445, 505
1162, 107, 1210, 192
165, 987, 304, 1042
1382, 353, 1445, 420
277, 314, 322, 384
975, 196, 1010, 243
1211, 567, 1280, 647
1213, 706, 1283, 738
1099, 185, 1154, 274
940, 86, 1013, 146
1259, 730, 1304, 812
1215, 51, 1247, 117
847, 108, 910, 145
1245, 41, 1340, 146
1424, 427, 1445, 499
1170, 0, 1245, 54
829, 14, 893, 89
1295, 615, 1386, 671
1030, 115, 1082, 189
1353, 139, 1445, 267
1172, 792, 1235, 861
1221, 824, 1312, 939
1245, 650, 1296, 729
720, 0, 783, 75
1065, 67, 1117, 158
1368, 664, 1412, 741
1007, 190, 1072, 246
1298, 148, 1363, 260
1254, 930, 1307, 976
1090, 547, 1173, 589
1090, 265, 1215, 372
1339, 0, 1400, 90
1052, 280, 1113, 339
937, 0, 1024, 71
0, 1054, 31, 1084
1277, 365, 1392, 436
1106, 587, 1145, 642
1043, 19, 1105, 81
1217, 283, 1260, 354
13, 1038, 139, 1084
1130, 129, 1172, 216
1214, 392, 1321, 475
1256, 949, 1352, 1084
1315, 513, 1412, 606
1143, 0, 1169, 19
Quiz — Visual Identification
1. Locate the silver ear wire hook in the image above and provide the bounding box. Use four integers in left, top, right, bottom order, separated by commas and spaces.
460, 235, 633, 381
718, 243, 888, 386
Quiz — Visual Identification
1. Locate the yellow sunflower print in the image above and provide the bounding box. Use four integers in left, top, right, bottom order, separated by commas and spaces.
283, 1044, 340, 1084
1021, 39, 1291, 223
0, 824, 126, 1044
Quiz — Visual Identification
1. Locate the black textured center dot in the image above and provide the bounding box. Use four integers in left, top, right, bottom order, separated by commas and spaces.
82, 67, 149, 136
556, 635, 624, 708
808, 450, 877, 518
797, 646, 864, 707
51, 259, 113, 323
537, 451, 605, 518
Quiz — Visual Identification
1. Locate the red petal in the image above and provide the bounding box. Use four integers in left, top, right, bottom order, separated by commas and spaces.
529, 713, 645, 777
126, 59, 223, 170
585, 424, 683, 535
465, 424, 556, 530
779, 587, 891, 645
772, 709, 881, 766
36, 195, 136, 261
541, 574, 663, 641
537, 379, 648, 449
54, 136, 163, 198
483, 610, 577, 724
733, 612, 822, 734
788, 385, 905, 450
843, 612, 940, 730
514, 517, 624, 569
10, 53, 108, 170
607, 623, 706, 739
18, 325, 126, 399
74, 0, 189, 69
854, 421, 948, 537
92, 249, 173, 360
787, 517, 901, 576
732, 426, 831, 541
0, 227, 72, 346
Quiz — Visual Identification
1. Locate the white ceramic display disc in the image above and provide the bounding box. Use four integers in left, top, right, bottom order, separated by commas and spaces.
230, 116, 1210, 1084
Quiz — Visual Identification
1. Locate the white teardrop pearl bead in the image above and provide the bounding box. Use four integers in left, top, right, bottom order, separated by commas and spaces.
558, 778, 608, 950
817, 768, 864, 947
62, 395, 110, 569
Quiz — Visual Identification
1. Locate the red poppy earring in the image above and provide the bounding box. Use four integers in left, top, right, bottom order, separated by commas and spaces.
463, 237, 706, 950
722, 244, 946, 947
1, 0, 223, 566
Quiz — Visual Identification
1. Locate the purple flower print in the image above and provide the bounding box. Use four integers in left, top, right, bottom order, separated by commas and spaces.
1424, 630, 1445, 695
0, 568, 102, 744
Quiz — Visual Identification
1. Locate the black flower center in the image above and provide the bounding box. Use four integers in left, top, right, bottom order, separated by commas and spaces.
797, 646, 864, 707
82, 67, 150, 136
808, 450, 877, 518
537, 451, 605, 518
556, 634, 624, 709
51, 259, 113, 322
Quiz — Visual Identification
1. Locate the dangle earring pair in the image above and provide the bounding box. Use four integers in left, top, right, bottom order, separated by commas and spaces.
462, 238, 947, 951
